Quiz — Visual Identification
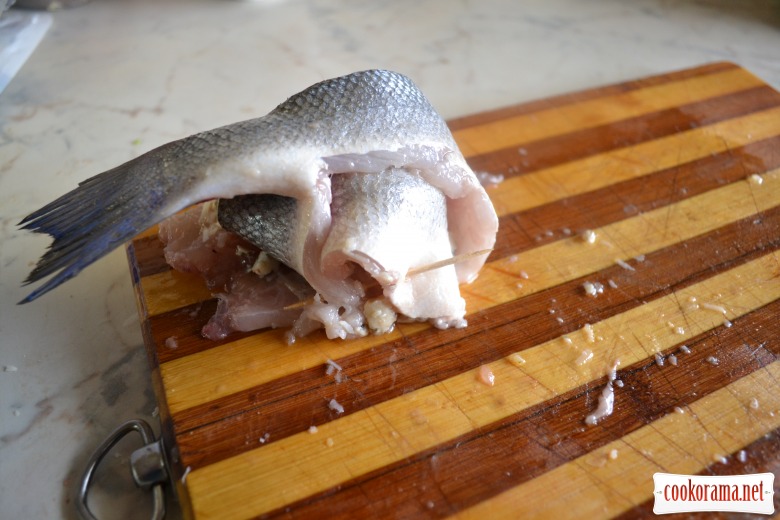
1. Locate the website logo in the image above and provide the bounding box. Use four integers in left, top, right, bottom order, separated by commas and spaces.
653, 473, 775, 515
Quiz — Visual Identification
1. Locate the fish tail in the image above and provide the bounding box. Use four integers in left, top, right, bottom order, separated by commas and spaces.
18, 144, 181, 303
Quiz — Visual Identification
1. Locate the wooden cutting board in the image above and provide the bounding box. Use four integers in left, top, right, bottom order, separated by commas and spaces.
127, 62, 780, 519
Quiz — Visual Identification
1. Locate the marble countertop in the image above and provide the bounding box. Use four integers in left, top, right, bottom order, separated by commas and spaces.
1, 0, 778, 518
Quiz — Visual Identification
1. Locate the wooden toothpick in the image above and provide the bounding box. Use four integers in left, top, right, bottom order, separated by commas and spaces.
283, 249, 493, 310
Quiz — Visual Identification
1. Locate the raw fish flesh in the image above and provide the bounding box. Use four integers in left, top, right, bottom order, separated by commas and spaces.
20, 70, 498, 340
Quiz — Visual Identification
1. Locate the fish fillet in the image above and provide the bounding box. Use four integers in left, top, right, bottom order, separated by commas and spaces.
19, 69, 498, 339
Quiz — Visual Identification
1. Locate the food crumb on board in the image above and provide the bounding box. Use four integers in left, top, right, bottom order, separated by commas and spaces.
582, 324, 595, 343
581, 229, 597, 244
325, 359, 346, 383
325, 359, 343, 375
308, 425, 319, 434
328, 398, 345, 414
737, 450, 748, 463
3, 365, 18, 372
614, 379, 624, 388
679, 345, 691, 355
750, 397, 760, 410
585, 361, 620, 426
259, 433, 270, 444
609, 449, 619, 460
576, 349, 594, 366
478, 365, 496, 387
326, 437, 335, 448
476, 171, 505, 186
674, 406, 685, 415
748, 173, 764, 186
507, 353, 526, 367
668, 353, 678, 366
654, 353, 665, 367
519, 270, 529, 279
585, 383, 615, 426
607, 279, 618, 289
165, 336, 178, 350
706, 356, 720, 366
713, 454, 728, 465
615, 258, 635, 271
701, 302, 727, 315
583, 281, 604, 298
181, 466, 191, 484
562, 336, 573, 346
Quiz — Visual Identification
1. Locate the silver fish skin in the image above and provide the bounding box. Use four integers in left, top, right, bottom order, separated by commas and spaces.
19, 69, 498, 310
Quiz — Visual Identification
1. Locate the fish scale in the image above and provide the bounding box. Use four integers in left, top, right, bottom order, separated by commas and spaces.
217, 195, 298, 269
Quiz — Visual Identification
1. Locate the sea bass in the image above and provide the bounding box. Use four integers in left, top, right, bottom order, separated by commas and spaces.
20, 70, 498, 340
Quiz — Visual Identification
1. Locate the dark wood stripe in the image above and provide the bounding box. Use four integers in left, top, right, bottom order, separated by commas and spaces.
172, 204, 780, 470
467, 85, 780, 179
446, 62, 739, 131
258, 298, 780, 519
130, 84, 780, 282
140, 133, 780, 365
491, 134, 780, 259
140, 298, 265, 366
614, 429, 780, 520
134, 235, 171, 278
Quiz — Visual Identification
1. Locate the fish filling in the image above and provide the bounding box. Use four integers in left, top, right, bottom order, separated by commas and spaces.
160, 167, 466, 341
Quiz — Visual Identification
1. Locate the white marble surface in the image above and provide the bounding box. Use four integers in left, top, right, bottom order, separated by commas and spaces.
1, 0, 778, 518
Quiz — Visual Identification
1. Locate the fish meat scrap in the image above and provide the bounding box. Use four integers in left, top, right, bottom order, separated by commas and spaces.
20, 70, 499, 340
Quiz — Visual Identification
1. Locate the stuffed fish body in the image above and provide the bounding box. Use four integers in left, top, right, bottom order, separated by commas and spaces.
21, 70, 498, 339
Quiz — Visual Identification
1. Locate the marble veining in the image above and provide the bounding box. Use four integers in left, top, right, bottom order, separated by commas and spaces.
1, 0, 778, 518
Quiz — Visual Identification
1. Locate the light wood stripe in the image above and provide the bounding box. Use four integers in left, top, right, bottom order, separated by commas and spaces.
490, 134, 780, 260
615, 428, 780, 519
488, 105, 780, 216
446, 62, 737, 131
160, 168, 780, 413
451, 67, 763, 156
141, 269, 212, 317
185, 250, 780, 519
466, 85, 780, 180
455, 363, 780, 519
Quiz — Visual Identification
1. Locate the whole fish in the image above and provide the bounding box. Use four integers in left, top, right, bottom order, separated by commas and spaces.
20, 70, 498, 339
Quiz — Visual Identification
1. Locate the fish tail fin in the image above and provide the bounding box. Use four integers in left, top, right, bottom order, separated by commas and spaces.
18, 145, 182, 303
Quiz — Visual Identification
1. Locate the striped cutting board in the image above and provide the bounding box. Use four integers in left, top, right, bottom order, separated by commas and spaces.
127, 62, 780, 519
